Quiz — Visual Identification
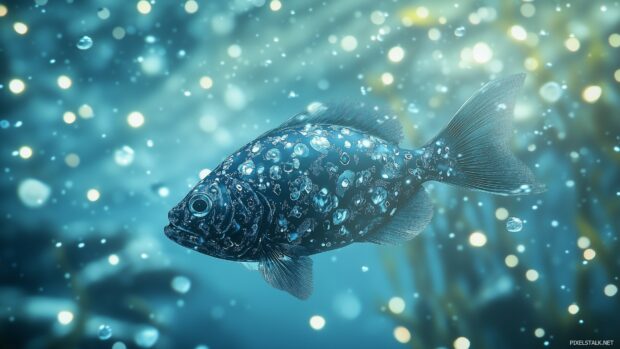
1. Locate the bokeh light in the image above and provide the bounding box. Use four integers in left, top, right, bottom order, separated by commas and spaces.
87, 189, 100, 202
393, 326, 411, 343
13, 22, 28, 35
127, 111, 145, 128
309, 315, 325, 330
57, 311, 74, 325
468, 231, 487, 247
57, 75, 72, 89
388, 297, 406, 314
9, 78, 26, 94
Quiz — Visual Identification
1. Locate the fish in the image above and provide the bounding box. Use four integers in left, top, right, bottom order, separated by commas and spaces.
164, 73, 544, 299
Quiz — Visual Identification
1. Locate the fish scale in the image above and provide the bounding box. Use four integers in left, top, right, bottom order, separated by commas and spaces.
165, 74, 544, 299
221, 124, 418, 255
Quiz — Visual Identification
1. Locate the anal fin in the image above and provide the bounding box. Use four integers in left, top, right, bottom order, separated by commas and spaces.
258, 245, 313, 299
362, 188, 433, 245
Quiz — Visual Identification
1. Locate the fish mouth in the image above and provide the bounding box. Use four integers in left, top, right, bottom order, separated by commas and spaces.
164, 223, 206, 248
164, 223, 192, 239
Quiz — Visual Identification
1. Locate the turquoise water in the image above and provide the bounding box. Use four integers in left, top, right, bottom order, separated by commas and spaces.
1, 1, 619, 348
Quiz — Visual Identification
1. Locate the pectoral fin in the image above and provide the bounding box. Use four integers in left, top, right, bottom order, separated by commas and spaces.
362, 188, 433, 245
258, 245, 313, 299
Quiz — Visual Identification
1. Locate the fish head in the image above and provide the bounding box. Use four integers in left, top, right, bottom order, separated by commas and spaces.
165, 175, 232, 257
165, 174, 264, 260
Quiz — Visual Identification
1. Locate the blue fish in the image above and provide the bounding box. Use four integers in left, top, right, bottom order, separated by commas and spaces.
165, 74, 543, 299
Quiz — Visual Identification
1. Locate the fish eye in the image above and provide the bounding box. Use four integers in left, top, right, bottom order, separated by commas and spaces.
189, 193, 212, 217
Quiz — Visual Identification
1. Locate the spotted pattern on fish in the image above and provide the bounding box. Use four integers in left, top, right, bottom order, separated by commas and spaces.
165, 74, 544, 299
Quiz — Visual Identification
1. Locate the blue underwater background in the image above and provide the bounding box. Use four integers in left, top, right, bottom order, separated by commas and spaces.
1, 0, 619, 348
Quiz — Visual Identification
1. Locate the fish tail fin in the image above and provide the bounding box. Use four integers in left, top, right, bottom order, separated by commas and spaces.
418, 73, 545, 195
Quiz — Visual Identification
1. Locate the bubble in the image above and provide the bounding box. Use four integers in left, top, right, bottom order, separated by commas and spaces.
332, 209, 349, 225
312, 188, 338, 213
380, 162, 399, 179
539, 81, 562, 103
114, 146, 135, 166
76, 36, 93, 50
310, 136, 331, 154
356, 170, 371, 186
98, 324, 112, 340
336, 170, 354, 197
454, 26, 466, 37
112, 342, 127, 349
171, 275, 191, 294
506, 217, 523, 232
265, 148, 281, 162
371, 187, 388, 205
134, 327, 159, 348
293, 143, 309, 157
238, 160, 255, 175
18, 178, 51, 208
269, 165, 282, 180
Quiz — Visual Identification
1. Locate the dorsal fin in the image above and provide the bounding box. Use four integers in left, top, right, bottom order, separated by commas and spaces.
273, 102, 403, 144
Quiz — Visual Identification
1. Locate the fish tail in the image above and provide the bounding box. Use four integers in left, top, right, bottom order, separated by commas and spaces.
417, 73, 545, 195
